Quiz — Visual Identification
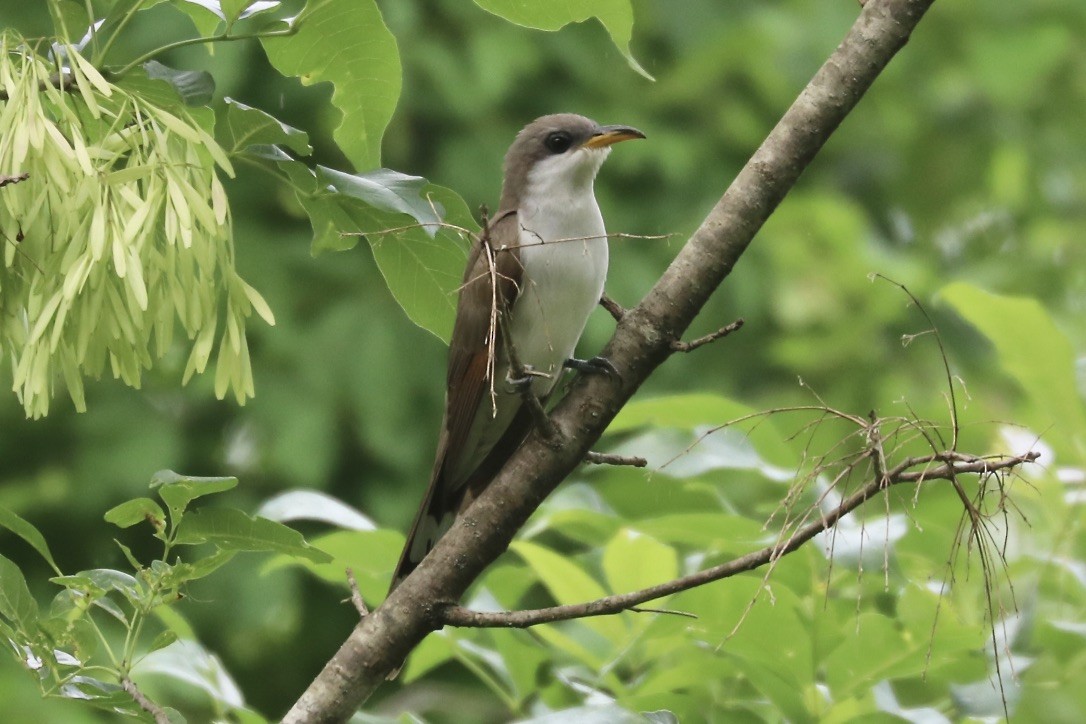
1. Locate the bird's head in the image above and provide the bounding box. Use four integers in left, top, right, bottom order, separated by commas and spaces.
500, 113, 644, 210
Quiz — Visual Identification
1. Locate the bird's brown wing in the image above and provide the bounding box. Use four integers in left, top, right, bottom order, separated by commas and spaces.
390, 211, 524, 590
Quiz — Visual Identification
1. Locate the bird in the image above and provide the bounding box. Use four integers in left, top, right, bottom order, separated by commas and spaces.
390, 113, 644, 591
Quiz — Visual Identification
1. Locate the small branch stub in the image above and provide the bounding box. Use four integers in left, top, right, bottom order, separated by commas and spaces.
345, 568, 369, 617
600, 294, 627, 322
584, 451, 647, 468
671, 318, 745, 352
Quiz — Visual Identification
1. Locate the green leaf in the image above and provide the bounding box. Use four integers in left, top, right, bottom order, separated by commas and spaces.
0, 505, 62, 575
172, 508, 332, 563
265, 529, 400, 604
634, 513, 768, 551
255, 490, 376, 530
132, 639, 245, 712
104, 497, 167, 530
150, 470, 238, 514
402, 631, 455, 683
510, 540, 625, 644
159, 549, 238, 586
262, 0, 401, 170
939, 282, 1086, 453
608, 393, 797, 470
473, 0, 652, 80
602, 528, 678, 594
51, 569, 143, 605
147, 629, 179, 655
823, 613, 925, 695
317, 166, 442, 229
0, 554, 39, 630
303, 179, 473, 342
143, 60, 215, 106
220, 98, 312, 155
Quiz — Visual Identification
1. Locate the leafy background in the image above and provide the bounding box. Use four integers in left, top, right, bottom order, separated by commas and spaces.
2, 0, 1084, 721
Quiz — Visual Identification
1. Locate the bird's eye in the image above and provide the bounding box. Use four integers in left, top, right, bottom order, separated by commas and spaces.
544, 131, 573, 154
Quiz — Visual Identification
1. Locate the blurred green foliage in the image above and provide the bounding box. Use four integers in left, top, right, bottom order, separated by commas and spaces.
1, 0, 1084, 721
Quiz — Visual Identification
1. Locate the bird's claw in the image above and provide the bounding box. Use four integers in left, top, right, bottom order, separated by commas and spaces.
564, 355, 621, 382
506, 364, 551, 392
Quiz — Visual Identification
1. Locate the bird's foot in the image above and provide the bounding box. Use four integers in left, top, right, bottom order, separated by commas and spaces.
564, 355, 621, 382
506, 364, 552, 392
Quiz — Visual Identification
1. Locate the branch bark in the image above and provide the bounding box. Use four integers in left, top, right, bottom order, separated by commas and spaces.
283, 1, 938, 720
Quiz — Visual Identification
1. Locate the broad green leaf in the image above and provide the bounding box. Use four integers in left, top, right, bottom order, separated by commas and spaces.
147, 629, 179, 655
516, 704, 667, 724
51, 569, 143, 605
939, 282, 1086, 454
402, 630, 455, 683
302, 179, 473, 342
220, 98, 312, 155
0, 505, 62, 575
104, 497, 166, 530
635, 513, 767, 551
151, 470, 238, 514
491, 629, 549, 703
221, 0, 279, 22
602, 528, 678, 594
243, 144, 473, 341
823, 613, 925, 695
57, 677, 137, 710
158, 549, 239, 588
510, 540, 625, 644
473, 0, 652, 80
0, 554, 39, 630
173, 1, 226, 36
173, 507, 332, 563
144, 60, 215, 106
256, 490, 376, 530
361, 182, 474, 343
265, 529, 401, 604
262, 0, 401, 170
608, 393, 796, 468
317, 166, 442, 229
133, 639, 245, 710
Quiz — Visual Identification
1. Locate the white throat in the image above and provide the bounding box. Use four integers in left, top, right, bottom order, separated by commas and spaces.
507, 146, 611, 385
449, 147, 612, 483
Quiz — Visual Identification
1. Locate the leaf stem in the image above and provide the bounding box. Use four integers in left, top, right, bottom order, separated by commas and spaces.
114, 27, 296, 77
93, 0, 147, 66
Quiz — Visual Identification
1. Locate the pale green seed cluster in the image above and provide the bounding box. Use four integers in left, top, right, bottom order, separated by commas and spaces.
0, 33, 274, 418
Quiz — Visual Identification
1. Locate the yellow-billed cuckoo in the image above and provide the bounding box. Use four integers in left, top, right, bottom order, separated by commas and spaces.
390, 114, 644, 590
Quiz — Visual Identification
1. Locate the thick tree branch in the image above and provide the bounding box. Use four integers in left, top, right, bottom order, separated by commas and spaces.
439, 451, 1037, 628
283, 1, 938, 721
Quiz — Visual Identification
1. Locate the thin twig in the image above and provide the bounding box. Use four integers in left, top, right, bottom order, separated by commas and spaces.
345, 568, 369, 617
438, 451, 1037, 629
584, 451, 647, 468
122, 677, 170, 724
670, 318, 745, 352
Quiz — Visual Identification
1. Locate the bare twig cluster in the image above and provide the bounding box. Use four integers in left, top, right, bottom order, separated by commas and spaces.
440, 449, 1036, 629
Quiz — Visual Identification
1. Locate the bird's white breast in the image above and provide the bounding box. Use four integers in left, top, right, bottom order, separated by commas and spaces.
450, 149, 611, 482
506, 155, 609, 395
